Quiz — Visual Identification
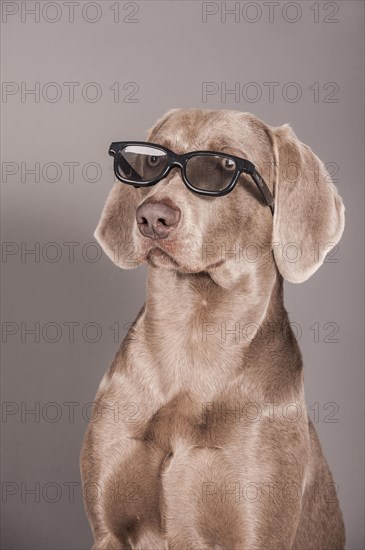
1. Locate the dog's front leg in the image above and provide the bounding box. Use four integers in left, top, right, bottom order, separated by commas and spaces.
82, 427, 170, 549
81, 389, 171, 550
162, 418, 309, 550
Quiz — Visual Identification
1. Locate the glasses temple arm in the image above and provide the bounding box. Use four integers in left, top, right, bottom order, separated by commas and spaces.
250, 170, 275, 215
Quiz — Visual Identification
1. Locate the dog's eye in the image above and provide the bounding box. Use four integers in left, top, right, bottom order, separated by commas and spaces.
147, 155, 161, 167
222, 158, 236, 171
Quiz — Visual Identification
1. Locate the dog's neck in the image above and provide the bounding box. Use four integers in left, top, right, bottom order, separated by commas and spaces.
138, 260, 286, 400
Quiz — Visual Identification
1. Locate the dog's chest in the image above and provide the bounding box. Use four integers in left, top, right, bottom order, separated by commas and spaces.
130, 389, 242, 461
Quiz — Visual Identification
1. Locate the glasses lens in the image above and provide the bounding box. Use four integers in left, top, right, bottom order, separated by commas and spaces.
117, 145, 168, 183
185, 155, 237, 192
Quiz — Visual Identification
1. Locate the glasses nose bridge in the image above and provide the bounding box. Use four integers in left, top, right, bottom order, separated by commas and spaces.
167, 157, 185, 178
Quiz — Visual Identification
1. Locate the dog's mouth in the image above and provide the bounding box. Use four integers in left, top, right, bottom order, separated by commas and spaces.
147, 247, 224, 274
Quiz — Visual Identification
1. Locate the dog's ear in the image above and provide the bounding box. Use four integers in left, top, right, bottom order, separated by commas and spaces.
94, 182, 140, 269
271, 124, 345, 283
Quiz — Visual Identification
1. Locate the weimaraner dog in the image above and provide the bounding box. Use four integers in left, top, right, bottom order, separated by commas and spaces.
81, 109, 345, 549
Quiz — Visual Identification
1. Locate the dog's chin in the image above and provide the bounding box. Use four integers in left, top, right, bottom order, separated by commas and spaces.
146, 248, 243, 290
146, 247, 225, 275
146, 247, 180, 271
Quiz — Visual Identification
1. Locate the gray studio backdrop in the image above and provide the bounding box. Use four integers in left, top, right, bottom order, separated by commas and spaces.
1, 1, 364, 549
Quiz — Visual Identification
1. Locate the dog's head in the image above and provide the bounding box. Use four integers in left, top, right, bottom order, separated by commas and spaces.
95, 109, 344, 287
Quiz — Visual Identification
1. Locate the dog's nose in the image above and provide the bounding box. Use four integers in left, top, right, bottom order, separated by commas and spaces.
136, 200, 181, 239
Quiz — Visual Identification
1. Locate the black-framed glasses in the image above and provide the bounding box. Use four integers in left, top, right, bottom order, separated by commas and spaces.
109, 141, 274, 214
